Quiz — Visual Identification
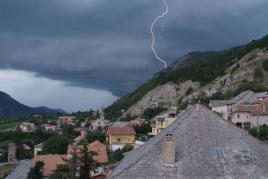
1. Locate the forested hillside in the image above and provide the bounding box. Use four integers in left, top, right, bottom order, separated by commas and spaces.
105, 34, 268, 120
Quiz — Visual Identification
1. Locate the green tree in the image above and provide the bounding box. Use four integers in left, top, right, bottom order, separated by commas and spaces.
79, 144, 98, 179
142, 107, 167, 120
62, 125, 77, 138
177, 100, 188, 111
27, 161, 44, 179
248, 125, 268, 140
49, 164, 70, 179
43, 135, 70, 154
137, 122, 151, 135
50, 147, 80, 179
110, 144, 134, 163
86, 127, 106, 143
254, 67, 263, 81
263, 59, 268, 72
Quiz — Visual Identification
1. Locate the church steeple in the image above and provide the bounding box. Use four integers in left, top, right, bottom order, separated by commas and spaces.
99, 106, 105, 121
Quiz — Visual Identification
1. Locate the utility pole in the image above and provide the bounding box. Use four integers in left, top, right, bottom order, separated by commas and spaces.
257, 109, 259, 138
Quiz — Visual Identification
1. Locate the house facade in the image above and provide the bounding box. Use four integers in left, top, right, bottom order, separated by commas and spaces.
209, 90, 256, 120
42, 124, 57, 131
34, 143, 43, 156
231, 105, 256, 129
19, 122, 35, 132
149, 113, 176, 136
58, 116, 76, 125
231, 98, 268, 129
106, 125, 136, 151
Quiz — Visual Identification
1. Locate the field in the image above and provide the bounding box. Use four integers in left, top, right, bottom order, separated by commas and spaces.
0, 122, 19, 131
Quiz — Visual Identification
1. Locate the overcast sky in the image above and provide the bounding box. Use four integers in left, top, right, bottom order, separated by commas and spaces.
0, 0, 268, 112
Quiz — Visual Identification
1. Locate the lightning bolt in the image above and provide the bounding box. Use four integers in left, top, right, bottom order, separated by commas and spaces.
150, 0, 169, 68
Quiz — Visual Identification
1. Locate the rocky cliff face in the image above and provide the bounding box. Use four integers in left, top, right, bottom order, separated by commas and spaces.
126, 48, 268, 115
127, 81, 199, 115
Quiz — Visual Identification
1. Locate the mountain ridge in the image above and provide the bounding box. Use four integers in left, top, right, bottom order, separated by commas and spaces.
105, 34, 268, 119
0, 91, 66, 117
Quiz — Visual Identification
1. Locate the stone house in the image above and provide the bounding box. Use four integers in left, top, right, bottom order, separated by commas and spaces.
231, 98, 268, 129
109, 105, 268, 178
209, 90, 256, 120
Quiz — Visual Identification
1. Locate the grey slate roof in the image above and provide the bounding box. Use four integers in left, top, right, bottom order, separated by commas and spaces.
210, 90, 255, 107
109, 104, 268, 179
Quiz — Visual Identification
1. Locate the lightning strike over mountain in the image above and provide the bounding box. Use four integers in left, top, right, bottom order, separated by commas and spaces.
150, 0, 169, 68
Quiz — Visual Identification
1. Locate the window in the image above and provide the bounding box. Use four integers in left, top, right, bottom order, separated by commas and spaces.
244, 122, 251, 130
216, 148, 225, 158
237, 114, 240, 118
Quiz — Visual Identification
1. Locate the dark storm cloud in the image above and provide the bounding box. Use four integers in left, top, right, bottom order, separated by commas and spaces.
0, 0, 268, 96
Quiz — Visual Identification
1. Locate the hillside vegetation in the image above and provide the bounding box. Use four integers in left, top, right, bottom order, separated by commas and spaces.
105, 34, 268, 120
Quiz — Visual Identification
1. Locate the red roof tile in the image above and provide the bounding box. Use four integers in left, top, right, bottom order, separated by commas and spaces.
32, 154, 67, 176
107, 126, 136, 135
88, 140, 108, 163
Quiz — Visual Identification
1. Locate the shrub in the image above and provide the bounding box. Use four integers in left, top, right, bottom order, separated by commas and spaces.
253, 67, 263, 81
263, 59, 268, 72
142, 107, 167, 120
248, 125, 268, 140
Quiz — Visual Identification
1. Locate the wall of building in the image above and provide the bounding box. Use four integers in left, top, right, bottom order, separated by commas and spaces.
231, 112, 253, 129
212, 106, 228, 119
252, 115, 268, 127
108, 135, 135, 145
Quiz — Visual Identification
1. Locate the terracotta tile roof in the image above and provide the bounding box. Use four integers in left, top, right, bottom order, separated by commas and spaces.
67, 141, 108, 163
107, 126, 136, 136
88, 140, 108, 163
32, 154, 67, 177
73, 127, 82, 132
112, 122, 130, 127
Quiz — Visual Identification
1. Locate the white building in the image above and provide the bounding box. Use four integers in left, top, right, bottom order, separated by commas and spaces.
90, 109, 110, 131
149, 112, 176, 136
42, 124, 57, 131
209, 90, 256, 120
34, 143, 43, 155
231, 98, 268, 129
19, 122, 35, 132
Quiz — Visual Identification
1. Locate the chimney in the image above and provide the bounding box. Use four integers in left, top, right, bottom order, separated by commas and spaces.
162, 133, 175, 166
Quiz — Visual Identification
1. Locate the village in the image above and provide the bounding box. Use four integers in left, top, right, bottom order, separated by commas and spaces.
0, 90, 268, 178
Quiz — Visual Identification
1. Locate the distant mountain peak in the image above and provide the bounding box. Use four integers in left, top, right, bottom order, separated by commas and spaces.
0, 91, 65, 117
